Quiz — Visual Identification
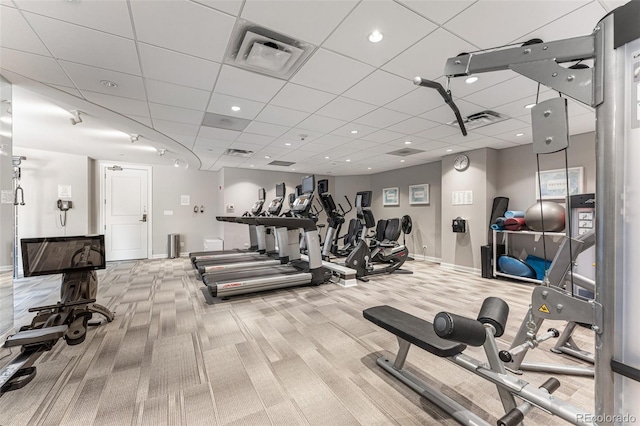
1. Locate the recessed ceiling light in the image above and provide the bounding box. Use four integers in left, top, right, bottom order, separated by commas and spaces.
400, 159, 405, 163
292, 168, 296, 171
446, 148, 453, 152
367, 167, 372, 170
325, 156, 330, 159
231, 105, 241, 112
346, 159, 351, 162
350, 130, 358, 134
285, 142, 291, 146
404, 140, 412, 145
264, 155, 271, 159
524, 103, 536, 109
465, 76, 479, 84
100, 80, 117, 88
368, 30, 383, 43
250, 164, 255, 167
515, 132, 525, 137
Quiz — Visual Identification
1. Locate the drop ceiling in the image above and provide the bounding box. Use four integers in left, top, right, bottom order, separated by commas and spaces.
0, 0, 623, 175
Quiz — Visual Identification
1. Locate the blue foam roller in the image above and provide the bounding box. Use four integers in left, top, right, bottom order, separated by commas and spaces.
498, 255, 536, 278
491, 224, 502, 230
504, 211, 525, 218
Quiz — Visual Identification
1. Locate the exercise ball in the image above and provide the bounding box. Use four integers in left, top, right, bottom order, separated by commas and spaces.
525, 201, 565, 232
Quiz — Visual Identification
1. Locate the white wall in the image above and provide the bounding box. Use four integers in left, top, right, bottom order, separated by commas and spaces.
152, 166, 220, 255
369, 161, 443, 259
0, 76, 13, 338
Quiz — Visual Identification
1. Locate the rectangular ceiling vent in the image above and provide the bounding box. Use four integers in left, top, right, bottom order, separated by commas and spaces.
448, 110, 509, 130
268, 160, 295, 167
387, 148, 425, 157
224, 148, 254, 158
202, 112, 251, 131
224, 19, 316, 80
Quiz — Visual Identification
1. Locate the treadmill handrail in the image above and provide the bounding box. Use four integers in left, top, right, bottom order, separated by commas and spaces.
255, 217, 317, 231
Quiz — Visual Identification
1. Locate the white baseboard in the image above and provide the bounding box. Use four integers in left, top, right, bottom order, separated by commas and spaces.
408, 253, 442, 263
440, 262, 481, 276
0, 265, 13, 273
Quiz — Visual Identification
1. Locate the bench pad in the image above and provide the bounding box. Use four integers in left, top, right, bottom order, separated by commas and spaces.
364, 306, 466, 357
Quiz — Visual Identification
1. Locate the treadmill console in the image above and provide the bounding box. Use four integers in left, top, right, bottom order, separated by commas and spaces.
292, 175, 315, 216
250, 188, 267, 216
265, 183, 286, 216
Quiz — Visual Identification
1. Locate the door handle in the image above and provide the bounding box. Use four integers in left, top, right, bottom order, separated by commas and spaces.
139, 213, 147, 222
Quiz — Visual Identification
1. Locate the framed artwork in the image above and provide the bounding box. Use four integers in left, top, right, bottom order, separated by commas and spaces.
409, 184, 430, 205
382, 187, 399, 206
535, 167, 584, 200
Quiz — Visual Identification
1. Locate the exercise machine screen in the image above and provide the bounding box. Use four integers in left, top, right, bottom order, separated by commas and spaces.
21, 235, 106, 277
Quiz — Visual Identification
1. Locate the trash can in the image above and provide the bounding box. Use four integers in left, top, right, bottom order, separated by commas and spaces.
168, 234, 180, 258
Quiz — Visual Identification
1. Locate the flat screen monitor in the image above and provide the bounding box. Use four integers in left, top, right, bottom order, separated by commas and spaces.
356, 191, 372, 208
276, 183, 285, 198
259, 188, 266, 201
295, 185, 302, 197
317, 179, 329, 194
301, 175, 315, 194
21, 235, 106, 277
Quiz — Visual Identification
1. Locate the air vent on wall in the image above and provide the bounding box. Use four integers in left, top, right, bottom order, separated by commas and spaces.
224, 149, 254, 158
268, 160, 295, 167
202, 112, 251, 131
447, 110, 509, 130
224, 19, 316, 80
387, 148, 425, 157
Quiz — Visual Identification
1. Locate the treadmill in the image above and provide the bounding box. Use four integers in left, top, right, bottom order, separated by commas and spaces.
190, 188, 267, 265
205, 175, 333, 298
198, 184, 290, 277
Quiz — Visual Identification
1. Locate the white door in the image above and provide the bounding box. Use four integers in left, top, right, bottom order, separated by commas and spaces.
104, 166, 149, 261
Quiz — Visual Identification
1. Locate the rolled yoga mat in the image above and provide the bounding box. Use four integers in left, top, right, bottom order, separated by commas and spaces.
495, 217, 506, 227
504, 210, 525, 218
503, 217, 526, 231
490, 223, 503, 230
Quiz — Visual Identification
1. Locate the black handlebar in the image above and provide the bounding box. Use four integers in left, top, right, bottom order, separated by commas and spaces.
413, 77, 467, 136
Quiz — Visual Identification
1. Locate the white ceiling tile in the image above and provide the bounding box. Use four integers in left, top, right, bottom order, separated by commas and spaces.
49, 85, 82, 97
270, 83, 336, 113
207, 93, 265, 120
360, 129, 407, 143
491, 90, 556, 120
396, 1, 475, 25
343, 139, 387, 152
306, 134, 353, 148
163, 132, 196, 148
192, 0, 243, 16
315, 97, 377, 122
277, 150, 316, 162
197, 126, 240, 141
0, 6, 50, 56
382, 28, 477, 81
60, 61, 146, 100
126, 114, 153, 128
461, 136, 518, 151
283, 127, 324, 142
387, 117, 439, 134
241, 0, 358, 45
323, 0, 437, 67
145, 79, 210, 111
472, 118, 530, 137
24, 12, 141, 75
244, 121, 290, 137
235, 132, 276, 145
514, 2, 606, 45
440, 131, 485, 146
291, 48, 375, 95
229, 141, 267, 152
343, 70, 414, 106
388, 135, 430, 147
419, 99, 484, 125
414, 140, 449, 152
443, 1, 589, 49
130, 1, 235, 62
414, 124, 460, 141
331, 123, 378, 138
569, 112, 596, 135
297, 115, 347, 133
0, 48, 73, 87
384, 87, 445, 115
215, 65, 286, 103
149, 103, 205, 126
194, 136, 233, 151
354, 108, 411, 129
14, 0, 133, 38
494, 127, 533, 145
82, 90, 150, 117
138, 43, 220, 91
463, 76, 546, 109
255, 105, 309, 127
153, 119, 199, 136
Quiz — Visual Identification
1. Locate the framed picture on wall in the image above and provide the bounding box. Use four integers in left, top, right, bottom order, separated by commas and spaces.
382, 187, 399, 206
409, 184, 430, 205
535, 167, 584, 200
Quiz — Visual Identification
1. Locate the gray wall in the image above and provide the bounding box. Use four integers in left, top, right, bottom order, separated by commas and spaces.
369, 161, 442, 259
0, 76, 13, 338
152, 166, 220, 255
334, 174, 372, 225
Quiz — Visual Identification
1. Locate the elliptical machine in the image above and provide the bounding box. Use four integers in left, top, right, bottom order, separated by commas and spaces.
345, 191, 412, 281
317, 179, 353, 261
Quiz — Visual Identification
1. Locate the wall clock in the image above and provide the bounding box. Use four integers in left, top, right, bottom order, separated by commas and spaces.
453, 154, 470, 172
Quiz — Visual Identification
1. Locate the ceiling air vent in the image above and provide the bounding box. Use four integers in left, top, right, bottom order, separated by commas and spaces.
224, 19, 316, 79
224, 149, 254, 158
202, 112, 251, 131
268, 160, 295, 167
387, 148, 425, 157
448, 110, 509, 130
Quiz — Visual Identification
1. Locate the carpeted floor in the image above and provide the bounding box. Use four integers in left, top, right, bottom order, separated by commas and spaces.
0, 258, 595, 425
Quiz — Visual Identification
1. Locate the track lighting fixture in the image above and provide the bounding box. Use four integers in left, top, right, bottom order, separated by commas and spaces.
157, 148, 166, 156
130, 134, 139, 143
174, 159, 180, 167
69, 110, 83, 125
